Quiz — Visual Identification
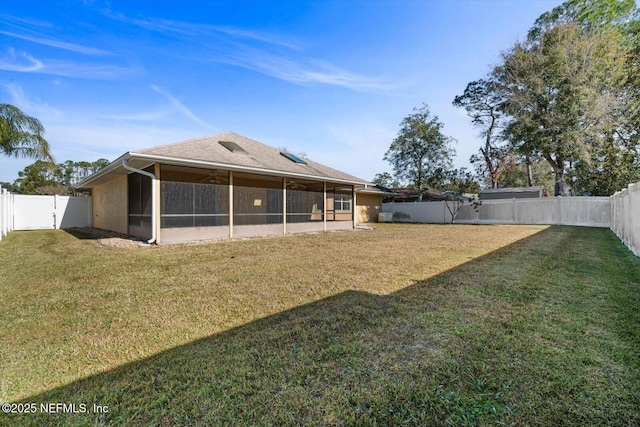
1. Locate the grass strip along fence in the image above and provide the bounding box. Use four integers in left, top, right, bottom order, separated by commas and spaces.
0, 224, 638, 426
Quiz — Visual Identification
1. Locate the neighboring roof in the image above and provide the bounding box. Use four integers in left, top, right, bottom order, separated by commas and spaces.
386, 187, 448, 202
355, 184, 396, 195
479, 186, 545, 200
76, 132, 369, 189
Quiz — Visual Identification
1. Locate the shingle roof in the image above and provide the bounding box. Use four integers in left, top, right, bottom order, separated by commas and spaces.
479, 186, 545, 200
76, 131, 369, 189
479, 186, 544, 194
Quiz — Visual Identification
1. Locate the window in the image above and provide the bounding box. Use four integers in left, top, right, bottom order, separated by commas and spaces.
334, 192, 351, 211
326, 185, 353, 221
280, 152, 307, 164
219, 140, 248, 155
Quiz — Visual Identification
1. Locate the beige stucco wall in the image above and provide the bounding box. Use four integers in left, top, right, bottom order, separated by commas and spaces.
92, 175, 128, 234
356, 193, 382, 224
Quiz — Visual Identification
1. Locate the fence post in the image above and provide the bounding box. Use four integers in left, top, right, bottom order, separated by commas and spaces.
629, 183, 637, 254
1, 187, 11, 239
10, 192, 14, 233
54, 194, 58, 230
443, 201, 446, 223
0, 187, 4, 241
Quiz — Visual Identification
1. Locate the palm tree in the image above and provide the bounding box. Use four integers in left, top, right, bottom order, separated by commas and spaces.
0, 104, 54, 162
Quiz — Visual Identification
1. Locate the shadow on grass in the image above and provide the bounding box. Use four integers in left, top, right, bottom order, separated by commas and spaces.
62, 228, 103, 240
63, 228, 147, 245
5, 227, 640, 426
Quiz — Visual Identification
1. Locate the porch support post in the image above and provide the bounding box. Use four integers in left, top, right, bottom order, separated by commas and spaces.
352, 185, 356, 228
154, 162, 161, 243
323, 181, 327, 232
229, 170, 234, 239
283, 177, 287, 235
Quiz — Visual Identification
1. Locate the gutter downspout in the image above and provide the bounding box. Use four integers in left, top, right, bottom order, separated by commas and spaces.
122, 159, 157, 244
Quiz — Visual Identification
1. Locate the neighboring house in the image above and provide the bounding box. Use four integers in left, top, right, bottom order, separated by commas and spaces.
479, 186, 545, 201
76, 132, 377, 244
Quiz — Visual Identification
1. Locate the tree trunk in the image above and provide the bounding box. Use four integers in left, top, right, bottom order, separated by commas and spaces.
543, 154, 567, 196
554, 170, 567, 196
481, 146, 499, 189
526, 156, 534, 187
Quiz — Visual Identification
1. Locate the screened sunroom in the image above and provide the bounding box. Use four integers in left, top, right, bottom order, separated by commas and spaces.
78, 132, 367, 244
138, 166, 354, 243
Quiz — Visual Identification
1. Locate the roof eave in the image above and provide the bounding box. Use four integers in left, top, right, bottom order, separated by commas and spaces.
131, 152, 367, 185
77, 152, 368, 189
74, 152, 132, 189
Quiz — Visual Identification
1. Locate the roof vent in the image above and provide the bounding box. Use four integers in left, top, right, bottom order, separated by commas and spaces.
219, 140, 248, 155
280, 152, 307, 164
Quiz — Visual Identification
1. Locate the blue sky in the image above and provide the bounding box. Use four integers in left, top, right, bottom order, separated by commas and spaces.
0, 0, 563, 184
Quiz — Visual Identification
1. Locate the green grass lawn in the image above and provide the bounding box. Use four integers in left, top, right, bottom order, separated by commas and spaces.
1, 224, 638, 426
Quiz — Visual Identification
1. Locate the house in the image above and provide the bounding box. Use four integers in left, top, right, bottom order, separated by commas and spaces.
354, 184, 394, 223
479, 186, 545, 201
76, 132, 377, 244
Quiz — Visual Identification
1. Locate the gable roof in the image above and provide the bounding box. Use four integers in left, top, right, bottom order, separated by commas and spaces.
76, 132, 369, 189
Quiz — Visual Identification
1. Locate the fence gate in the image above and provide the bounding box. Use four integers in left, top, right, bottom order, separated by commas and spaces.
13, 195, 56, 230
12, 195, 92, 231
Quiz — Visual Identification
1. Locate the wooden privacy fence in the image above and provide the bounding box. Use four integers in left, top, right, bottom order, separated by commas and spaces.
611, 182, 640, 257
0, 187, 92, 241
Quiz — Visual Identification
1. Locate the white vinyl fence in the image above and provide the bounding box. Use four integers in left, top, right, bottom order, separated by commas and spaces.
382, 183, 640, 257
0, 187, 92, 240
610, 182, 640, 257
0, 187, 14, 241
455, 197, 611, 227
382, 197, 611, 228
381, 201, 456, 224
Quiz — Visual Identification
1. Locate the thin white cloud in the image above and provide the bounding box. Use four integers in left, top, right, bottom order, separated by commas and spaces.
104, 10, 301, 50
213, 26, 302, 51
0, 13, 53, 30
49, 122, 203, 158
216, 51, 394, 92
150, 85, 217, 130
0, 48, 140, 80
46, 60, 139, 79
0, 30, 114, 56
94, 85, 218, 129
104, 10, 396, 92
0, 48, 43, 72
2, 83, 64, 120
